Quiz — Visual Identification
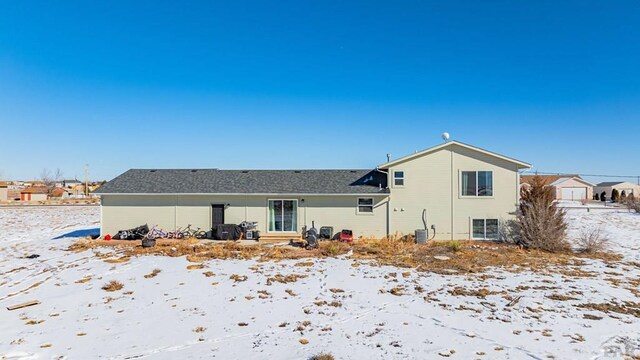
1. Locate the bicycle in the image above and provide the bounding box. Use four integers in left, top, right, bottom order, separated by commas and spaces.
166, 228, 184, 239
145, 225, 170, 240
181, 224, 207, 239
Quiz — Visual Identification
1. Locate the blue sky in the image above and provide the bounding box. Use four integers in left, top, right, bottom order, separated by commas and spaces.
0, 1, 639, 183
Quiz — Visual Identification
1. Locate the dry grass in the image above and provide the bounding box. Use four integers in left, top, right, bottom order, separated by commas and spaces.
230, 274, 248, 282
69, 235, 622, 276
266, 273, 307, 285
546, 293, 578, 301
186, 264, 206, 270
101, 280, 124, 292
577, 301, 640, 318
310, 353, 335, 360
448, 287, 502, 299
144, 269, 161, 278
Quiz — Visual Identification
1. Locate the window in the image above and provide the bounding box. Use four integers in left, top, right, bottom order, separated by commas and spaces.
461, 171, 493, 196
393, 171, 405, 187
357, 198, 374, 213
268, 200, 297, 232
472, 219, 499, 240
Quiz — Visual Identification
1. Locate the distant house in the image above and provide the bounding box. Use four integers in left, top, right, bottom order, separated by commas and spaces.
0, 182, 8, 202
521, 174, 594, 201
594, 182, 640, 199
63, 179, 82, 188
51, 187, 72, 199
20, 187, 49, 201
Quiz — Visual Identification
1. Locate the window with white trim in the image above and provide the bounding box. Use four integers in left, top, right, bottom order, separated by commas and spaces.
461, 171, 493, 196
393, 171, 405, 187
357, 198, 374, 213
472, 219, 499, 240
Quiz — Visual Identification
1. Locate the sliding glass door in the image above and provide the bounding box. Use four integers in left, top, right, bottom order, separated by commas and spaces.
268, 200, 298, 232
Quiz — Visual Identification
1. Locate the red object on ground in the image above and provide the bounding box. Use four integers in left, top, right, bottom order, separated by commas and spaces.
339, 229, 353, 243
104, 234, 112, 241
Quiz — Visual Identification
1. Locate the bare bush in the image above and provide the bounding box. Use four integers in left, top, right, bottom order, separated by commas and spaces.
623, 196, 640, 213
516, 175, 570, 252
576, 227, 609, 254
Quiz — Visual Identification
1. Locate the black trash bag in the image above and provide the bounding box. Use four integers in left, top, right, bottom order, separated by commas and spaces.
132, 224, 149, 237
114, 224, 149, 240
215, 224, 242, 240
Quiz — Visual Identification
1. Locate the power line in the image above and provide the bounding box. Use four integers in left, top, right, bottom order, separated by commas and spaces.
521, 170, 640, 184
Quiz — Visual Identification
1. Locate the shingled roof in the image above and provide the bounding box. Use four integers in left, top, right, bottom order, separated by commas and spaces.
93, 169, 389, 195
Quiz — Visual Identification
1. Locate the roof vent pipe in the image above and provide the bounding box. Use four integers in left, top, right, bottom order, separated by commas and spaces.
386, 154, 390, 162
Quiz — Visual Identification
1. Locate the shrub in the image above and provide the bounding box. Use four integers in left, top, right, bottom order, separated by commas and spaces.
621, 190, 627, 200
624, 196, 640, 213
611, 189, 620, 203
515, 175, 569, 252
601, 192, 606, 202
594, 193, 599, 201
576, 227, 609, 254
447, 240, 462, 252
310, 353, 335, 360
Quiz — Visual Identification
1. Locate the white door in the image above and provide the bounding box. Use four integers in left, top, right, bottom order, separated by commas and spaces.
561, 187, 586, 200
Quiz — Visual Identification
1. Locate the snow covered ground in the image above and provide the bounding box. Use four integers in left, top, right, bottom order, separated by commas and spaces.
0, 206, 639, 360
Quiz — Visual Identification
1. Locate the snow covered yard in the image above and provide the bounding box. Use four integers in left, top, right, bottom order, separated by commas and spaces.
0, 206, 639, 360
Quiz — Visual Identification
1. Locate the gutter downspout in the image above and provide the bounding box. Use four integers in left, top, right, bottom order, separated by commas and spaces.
450, 149, 455, 241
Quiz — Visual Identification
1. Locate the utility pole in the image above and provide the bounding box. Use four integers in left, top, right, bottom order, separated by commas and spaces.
84, 163, 89, 198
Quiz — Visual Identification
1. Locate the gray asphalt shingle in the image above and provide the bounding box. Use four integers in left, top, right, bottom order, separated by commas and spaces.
93, 169, 389, 195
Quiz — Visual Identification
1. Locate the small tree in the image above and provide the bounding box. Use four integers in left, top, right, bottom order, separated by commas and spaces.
40, 168, 63, 196
611, 189, 620, 203
516, 175, 569, 252
594, 193, 600, 201
601, 192, 607, 202
620, 190, 627, 200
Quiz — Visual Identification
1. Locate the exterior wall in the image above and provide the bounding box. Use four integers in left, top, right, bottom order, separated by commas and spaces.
553, 178, 593, 200
0, 188, 7, 201
100, 194, 388, 238
20, 193, 48, 201
386, 143, 520, 240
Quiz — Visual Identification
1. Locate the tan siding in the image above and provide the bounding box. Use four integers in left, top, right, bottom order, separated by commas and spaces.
302, 196, 388, 238
387, 148, 453, 239
101, 195, 177, 235
100, 194, 388, 238
386, 143, 521, 240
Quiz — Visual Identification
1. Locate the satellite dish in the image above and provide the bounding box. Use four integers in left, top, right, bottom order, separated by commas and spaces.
442, 132, 450, 142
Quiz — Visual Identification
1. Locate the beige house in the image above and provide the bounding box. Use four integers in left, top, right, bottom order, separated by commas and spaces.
594, 181, 640, 199
94, 141, 530, 240
0, 182, 8, 202
20, 187, 49, 202
520, 175, 594, 201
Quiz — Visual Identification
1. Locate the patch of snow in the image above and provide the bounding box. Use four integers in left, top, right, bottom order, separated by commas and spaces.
0, 206, 639, 359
